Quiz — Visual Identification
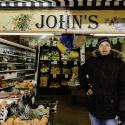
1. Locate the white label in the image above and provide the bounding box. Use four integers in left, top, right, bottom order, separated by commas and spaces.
74, 61, 77, 65
65, 74, 68, 78
51, 61, 57, 64
63, 61, 67, 65
53, 74, 57, 78
32, 96, 35, 104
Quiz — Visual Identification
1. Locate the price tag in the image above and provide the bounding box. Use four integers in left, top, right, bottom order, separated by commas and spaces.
74, 61, 77, 65
51, 61, 57, 64
53, 61, 57, 64
53, 74, 57, 78
32, 96, 35, 104
65, 74, 68, 78
63, 61, 67, 65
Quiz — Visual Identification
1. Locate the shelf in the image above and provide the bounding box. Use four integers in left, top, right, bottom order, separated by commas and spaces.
37, 87, 70, 95
0, 69, 35, 73
63, 74, 70, 78
0, 52, 21, 58
0, 38, 36, 52
38, 44, 80, 95
51, 61, 60, 65
0, 86, 14, 91
25, 56, 36, 59
25, 63, 35, 65
49, 74, 61, 79
0, 52, 35, 59
0, 62, 23, 64
0, 62, 35, 66
62, 60, 80, 65
25, 74, 35, 77
0, 38, 36, 93
3, 74, 35, 81
40, 60, 51, 62
24, 69, 35, 71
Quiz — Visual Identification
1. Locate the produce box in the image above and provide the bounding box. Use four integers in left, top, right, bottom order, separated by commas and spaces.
40, 76, 48, 87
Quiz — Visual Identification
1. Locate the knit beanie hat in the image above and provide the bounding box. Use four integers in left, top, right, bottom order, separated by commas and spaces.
98, 37, 111, 47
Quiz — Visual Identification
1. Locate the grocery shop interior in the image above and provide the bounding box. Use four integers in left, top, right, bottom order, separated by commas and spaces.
0, 0, 125, 125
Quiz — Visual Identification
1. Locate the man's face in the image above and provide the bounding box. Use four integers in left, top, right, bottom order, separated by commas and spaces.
98, 41, 111, 56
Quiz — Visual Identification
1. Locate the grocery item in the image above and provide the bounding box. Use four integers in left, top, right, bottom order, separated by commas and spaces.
32, 118, 40, 125
6, 118, 14, 125
40, 76, 48, 87
16, 81, 34, 88
40, 116, 48, 125
50, 66, 60, 74
73, 35, 86, 48
56, 42, 79, 59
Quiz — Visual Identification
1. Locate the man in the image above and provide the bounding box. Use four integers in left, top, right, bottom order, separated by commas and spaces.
78, 37, 125, 125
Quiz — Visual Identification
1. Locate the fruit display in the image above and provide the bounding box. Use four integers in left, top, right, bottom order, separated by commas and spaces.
10, 102, 49, 120
38, 37, 81, 92
15, 81, 34, 88
0, 93, 51, 125
40, 67, 49, 74
50, 66, 60, 74
51, 51, 59, 61
0, 65, 7, 71
62, 67, 71, 74
40, 52, 51, 61
61, 53, 69, 61
61, 80, 68, 86
40, 76, 48, 87
40, 51, 59, 61
49, 82, 60, 88
1, 116, 48, 125
72, 66, 79, 76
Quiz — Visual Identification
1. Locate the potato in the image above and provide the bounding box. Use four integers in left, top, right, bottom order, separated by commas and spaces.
6, 118, 14, 125
14, 117, 21, 125
40, 116, 48, 125
32, 118, 40, 125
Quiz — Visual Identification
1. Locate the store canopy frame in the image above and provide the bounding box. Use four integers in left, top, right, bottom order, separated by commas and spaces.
0, 0, 125, 10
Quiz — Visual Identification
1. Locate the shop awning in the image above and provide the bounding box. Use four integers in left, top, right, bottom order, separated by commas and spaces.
0, 0, 124, 10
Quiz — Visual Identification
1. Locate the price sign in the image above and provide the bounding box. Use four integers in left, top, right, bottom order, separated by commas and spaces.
53, 74, 57, 78
74, 61, 77, 65
63, 61, 67, 65
32, 96, 35, 104
51, 61, 57, 64
53, 61, 57, 64
65, 74, 68, 78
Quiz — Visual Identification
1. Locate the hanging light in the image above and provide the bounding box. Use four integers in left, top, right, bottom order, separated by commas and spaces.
90, 34, 125, 36
0, 32, 54, 36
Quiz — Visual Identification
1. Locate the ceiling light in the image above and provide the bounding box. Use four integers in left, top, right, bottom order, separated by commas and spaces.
0, 32, 54, 36
90, 34, 125, 36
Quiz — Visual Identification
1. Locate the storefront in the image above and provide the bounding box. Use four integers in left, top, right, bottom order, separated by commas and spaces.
0, 0, 125, 124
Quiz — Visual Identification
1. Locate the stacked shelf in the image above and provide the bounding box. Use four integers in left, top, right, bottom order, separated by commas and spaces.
0, 38, 37, 89
37, 44, 80, 95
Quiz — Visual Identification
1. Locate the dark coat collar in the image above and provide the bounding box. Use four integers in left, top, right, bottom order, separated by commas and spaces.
92, 49, 125, 61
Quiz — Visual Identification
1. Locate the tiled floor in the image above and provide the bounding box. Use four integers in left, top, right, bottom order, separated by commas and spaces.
54, 95, 91, 125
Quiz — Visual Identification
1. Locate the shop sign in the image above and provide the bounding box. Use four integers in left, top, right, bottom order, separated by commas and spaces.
0, 10, 125, 33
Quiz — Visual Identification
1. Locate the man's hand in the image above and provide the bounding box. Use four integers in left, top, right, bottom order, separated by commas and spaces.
115, 115, 122, 125
86, 84, 93, 96
86, 88, 93, 95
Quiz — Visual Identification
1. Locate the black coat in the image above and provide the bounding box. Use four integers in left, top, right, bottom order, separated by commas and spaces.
78, 50, 125, 120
